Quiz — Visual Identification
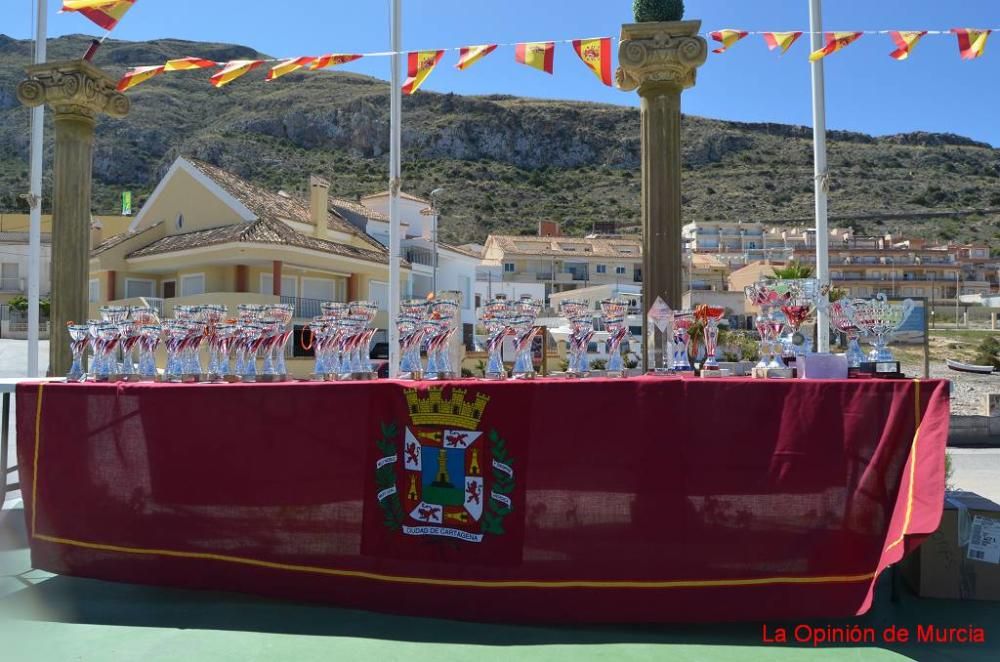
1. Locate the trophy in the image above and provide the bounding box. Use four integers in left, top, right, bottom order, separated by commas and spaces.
672, 312, 694, 371
118, 318, 142, 380
600, 298, 630, 377
828, 298, 866, 369
481, 296, 513, 379
137, 323, 161, 380
212, 322, 237, 381
397, 299, 429, 379
560, 299, 594, 377
510, 295, 542, 379
343, 301, 379, 380
426, 299, 460, 380
695, 305, 726, 371
850, 295, 915, 376
646, 296, 674, 375
67, 323, 89, 380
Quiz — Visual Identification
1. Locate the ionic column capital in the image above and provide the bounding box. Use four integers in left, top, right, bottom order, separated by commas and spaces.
616, 20, 708, 94
17, 59, 129, 121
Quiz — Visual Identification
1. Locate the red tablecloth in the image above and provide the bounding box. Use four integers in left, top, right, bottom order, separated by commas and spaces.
16, 377, 949, 623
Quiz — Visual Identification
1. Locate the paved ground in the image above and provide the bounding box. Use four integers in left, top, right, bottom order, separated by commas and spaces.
2, 339, 998, 660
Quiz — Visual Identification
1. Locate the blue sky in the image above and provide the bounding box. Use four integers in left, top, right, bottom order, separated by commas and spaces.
8, 0, 1000, 146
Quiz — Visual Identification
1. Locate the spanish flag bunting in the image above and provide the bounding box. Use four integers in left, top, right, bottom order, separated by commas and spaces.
456, 44, 498, 71
888, 31, 928, 61
571, 37, 612, 86
515, 41, 555, 74
266, 57, 317, 81
808, 32, 863, 62
61, 0, 136, 31
762, 31, 802, 54
710, 29, 749, 54
164, 57, 218, 71
951, 29, 992, 60
309, 54, 363, 70
402, 50, 444, 95
210, 60, 264, 88
116, 64, 163, 92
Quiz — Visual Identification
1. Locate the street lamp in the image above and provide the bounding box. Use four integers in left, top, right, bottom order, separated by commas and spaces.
429, 187, 445, 293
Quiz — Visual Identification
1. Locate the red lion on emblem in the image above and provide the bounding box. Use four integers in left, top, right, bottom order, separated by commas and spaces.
405, 442, 420, 465
466, 481, 481, 505
445, 432, 468, 447
417, 505, 441, 521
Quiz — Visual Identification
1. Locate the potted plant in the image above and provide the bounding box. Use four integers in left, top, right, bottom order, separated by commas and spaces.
633, 0, 684, 22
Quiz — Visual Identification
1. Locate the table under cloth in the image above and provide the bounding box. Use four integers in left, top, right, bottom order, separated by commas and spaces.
16, 377, 949, 623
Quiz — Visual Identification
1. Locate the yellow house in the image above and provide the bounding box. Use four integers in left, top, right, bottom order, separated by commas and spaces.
89, 157, 409, 328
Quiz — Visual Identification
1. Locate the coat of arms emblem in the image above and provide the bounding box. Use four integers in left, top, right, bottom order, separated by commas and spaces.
374, 387, 515, 543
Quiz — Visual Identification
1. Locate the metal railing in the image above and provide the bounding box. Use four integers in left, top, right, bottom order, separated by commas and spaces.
404, 248, 437, 267
280, 296, 329, 319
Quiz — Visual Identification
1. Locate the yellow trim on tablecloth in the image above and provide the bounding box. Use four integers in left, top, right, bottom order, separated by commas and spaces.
29, 380, 928, 590
882, 379, 923, 555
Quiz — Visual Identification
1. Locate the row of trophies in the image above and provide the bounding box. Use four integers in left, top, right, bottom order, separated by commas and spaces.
69, 301, 380, 382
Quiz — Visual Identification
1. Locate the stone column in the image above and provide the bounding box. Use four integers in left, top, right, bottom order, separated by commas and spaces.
17, 60, 129, 376
618, 21, 707, 369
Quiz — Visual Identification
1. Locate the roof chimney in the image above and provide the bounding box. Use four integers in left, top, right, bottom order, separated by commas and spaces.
538, 219, 561, 237
310, 175, 330, 239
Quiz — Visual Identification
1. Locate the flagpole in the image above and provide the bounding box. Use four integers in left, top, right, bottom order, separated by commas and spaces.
809, 0, 830, 353
387, 0, 402, 377
26, 0, 46, 377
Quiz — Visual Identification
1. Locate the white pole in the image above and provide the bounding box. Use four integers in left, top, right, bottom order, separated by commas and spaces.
809, 0, 830, 353
27, 0, 47, 377
387, 0, 402, 377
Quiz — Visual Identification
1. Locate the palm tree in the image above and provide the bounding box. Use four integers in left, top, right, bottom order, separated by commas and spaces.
771, 260, 813, 279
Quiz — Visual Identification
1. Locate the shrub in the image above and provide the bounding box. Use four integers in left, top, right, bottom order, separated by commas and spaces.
973, 336, 1000, 370
633, 0, 684, 22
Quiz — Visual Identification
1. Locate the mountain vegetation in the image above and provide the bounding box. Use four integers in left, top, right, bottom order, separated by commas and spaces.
2, 34, 999, 247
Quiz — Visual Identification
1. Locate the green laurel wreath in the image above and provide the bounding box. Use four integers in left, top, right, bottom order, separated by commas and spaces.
375, 421, 404, 531
482, 429, 515, 535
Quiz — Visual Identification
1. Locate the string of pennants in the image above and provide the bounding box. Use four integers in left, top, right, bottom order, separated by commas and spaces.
59, 2, 995, 94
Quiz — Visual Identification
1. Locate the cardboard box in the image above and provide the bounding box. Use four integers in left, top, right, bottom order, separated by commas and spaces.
901, 491, 1000, 600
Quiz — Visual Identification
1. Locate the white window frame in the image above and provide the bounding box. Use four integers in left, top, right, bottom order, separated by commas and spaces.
503, 262, 515, 273
124, 277, 156, 300
88, 278, 100, 303
179, 273, 205, 297
595, 264, 607, 274
615, 265, 627, 275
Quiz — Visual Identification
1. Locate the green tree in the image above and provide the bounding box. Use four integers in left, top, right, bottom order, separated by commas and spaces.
771, 260, 813, 279
973, 336, 1000, 371
633, 0, 684, 22
7, 295, 50, 316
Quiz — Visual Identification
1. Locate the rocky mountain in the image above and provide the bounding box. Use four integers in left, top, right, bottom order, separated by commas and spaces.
2, 34, 999, 247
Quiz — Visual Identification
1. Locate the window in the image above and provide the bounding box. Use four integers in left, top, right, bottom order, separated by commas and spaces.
369, 280, 389, 310
596, 264, 607, 274
124, 278, 155, 299
176, 213, 184, 230
180, 273, 205, 296
615, 266, 627, 275
260, 274, 298, 297
89, 279, 100, 303
503, 263, 515, 273
301, 277, 336, 302
1, 263, 18, 291
459, 275, 472, 310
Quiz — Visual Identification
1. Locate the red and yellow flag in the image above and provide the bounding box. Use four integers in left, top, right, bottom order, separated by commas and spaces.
809, 32, 863, 62
456, 45, 498, 71
61, 0, 136, 31
572, 38, 612, 85
515, 42, 555, 74
888, 31, 928, 61
309, 54, 363, 70
116, 64, 163, 92
210, 60, 264, 88
402, 50, 444, 95
710, 30, 749, 54
164, 57, 218, 71
951, 29, 992, 60
266, 57, 317, 82
762, 32, 802, 55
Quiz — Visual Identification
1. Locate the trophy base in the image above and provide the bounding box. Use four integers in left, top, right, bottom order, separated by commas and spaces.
753, 367, 795, 379
118, 374, 142, 383
91, 373, 123, 383
398, 371, 424, 381
603, 370, 627, 378
860, 361, 904, 378
482, 372, 507, 381
510, 372, 536, 380
647, 368, 677, 377
222, 374, 242, 383
426, 371, 458, 381
343, 371, 378, 381
255, 374, 289, 383
137, 375, 160, 383
699, 368, 732, 378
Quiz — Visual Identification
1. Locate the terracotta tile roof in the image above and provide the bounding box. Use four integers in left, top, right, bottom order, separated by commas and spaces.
185, 158, 386, 253
438, 241, 482, 259
91, 221, 162, 256
486, 235, 642, 259
126, 215, 393, 263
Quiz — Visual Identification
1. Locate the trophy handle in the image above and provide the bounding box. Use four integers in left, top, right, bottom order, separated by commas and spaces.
899, 298, 916, 324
